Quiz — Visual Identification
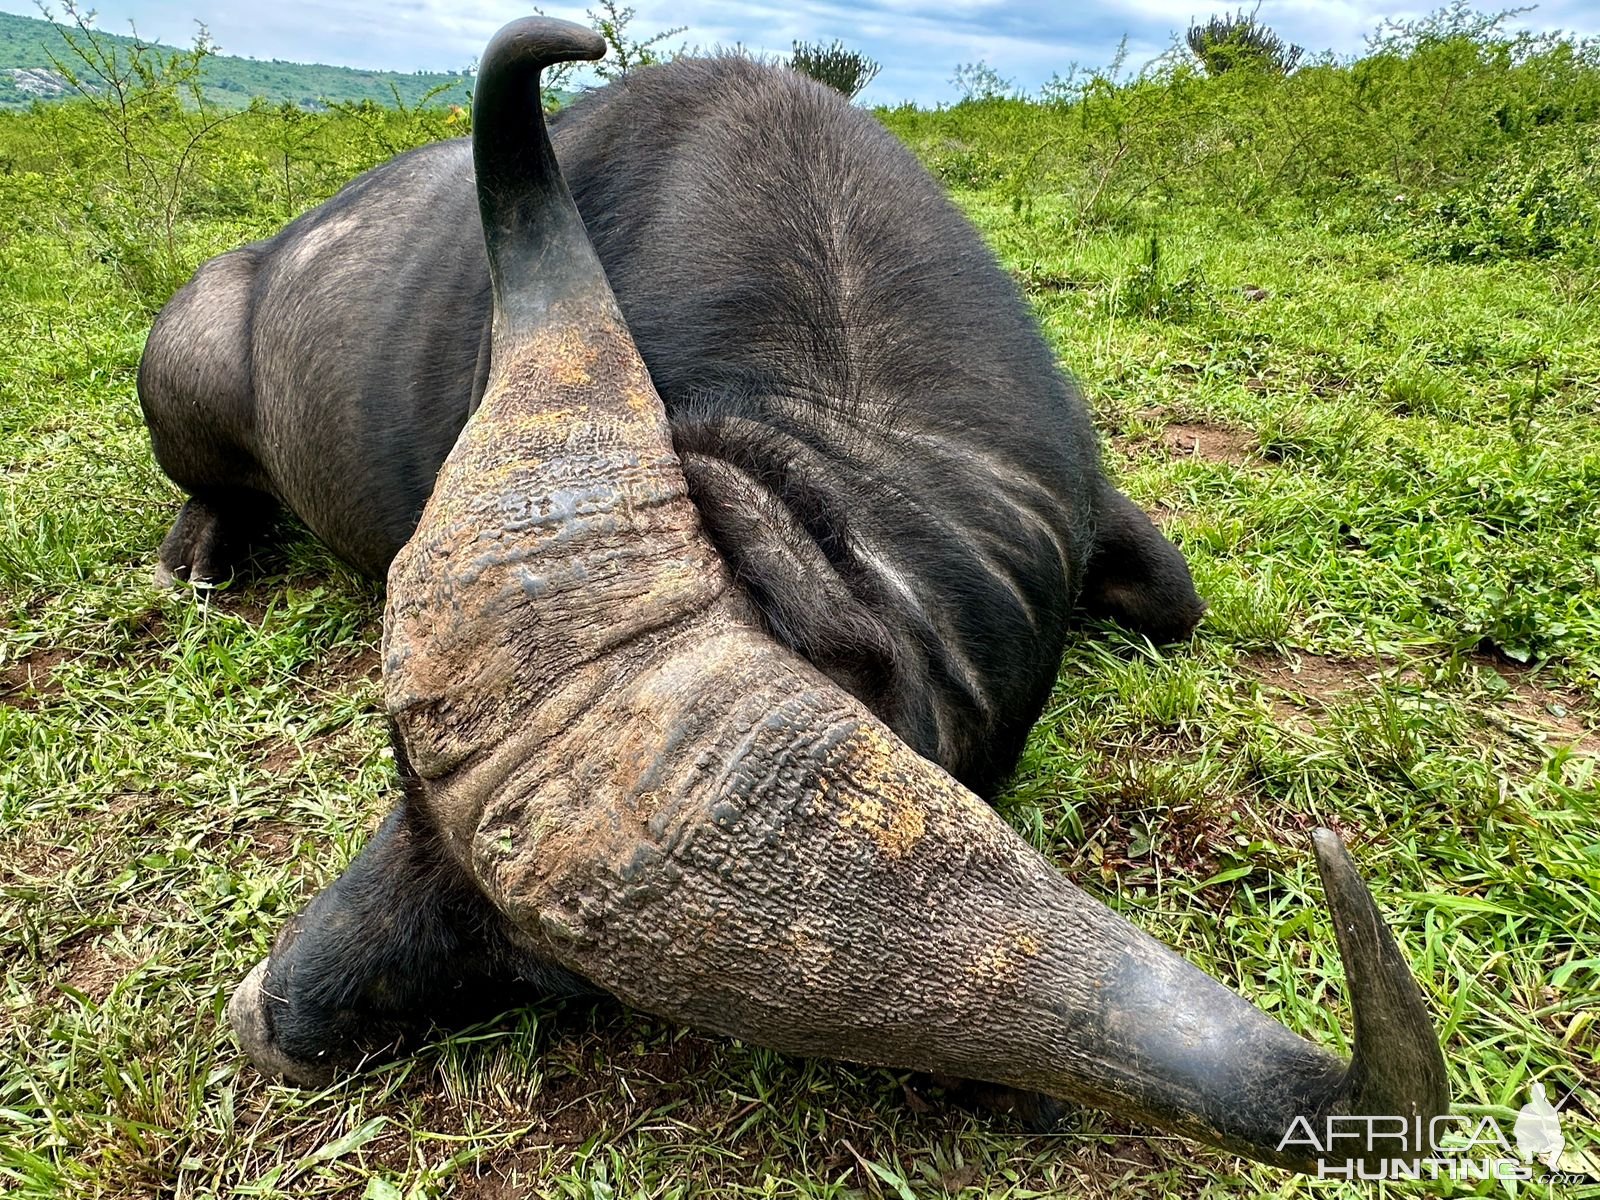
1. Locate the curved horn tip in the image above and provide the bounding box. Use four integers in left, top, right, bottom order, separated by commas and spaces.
1310, 826, 1450, 1135
1311, 826, 1372, 925
484, 16, 607, 70
1310, 826, 1405, 953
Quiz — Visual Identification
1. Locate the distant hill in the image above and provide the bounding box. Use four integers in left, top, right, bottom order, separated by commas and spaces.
0, 9, 475, 111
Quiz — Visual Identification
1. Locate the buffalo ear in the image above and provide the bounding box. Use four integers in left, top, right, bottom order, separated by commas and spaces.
1080, 485, 1206, 642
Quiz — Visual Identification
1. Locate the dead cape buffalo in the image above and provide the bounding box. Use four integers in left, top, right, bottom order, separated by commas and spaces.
140, 33, 1206, 802
138, 18, 1448, 1174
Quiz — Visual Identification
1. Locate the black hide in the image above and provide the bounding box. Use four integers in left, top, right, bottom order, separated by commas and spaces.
139, 57, 1204, 797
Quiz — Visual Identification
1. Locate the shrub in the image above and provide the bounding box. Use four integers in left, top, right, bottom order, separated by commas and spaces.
587, 0, 685, 82
951, 60, 1016, 102
1186, 9, 1304, 76
924, 140, 1007, 189
880, 4, 1600, 235
35, 1, 238, 307
790, 39, 880, 100
1414, 138, 1600, 264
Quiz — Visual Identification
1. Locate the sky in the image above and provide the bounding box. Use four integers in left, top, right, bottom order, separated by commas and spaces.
7, 0, 1600, 105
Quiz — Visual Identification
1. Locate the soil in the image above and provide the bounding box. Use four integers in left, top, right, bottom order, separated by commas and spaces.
1472, 654, 1599, 754
0, 646, 70, 710
58, 933, 138, 1004
1238, 652, 1388, 728
1239, 650, 1598, 755
1161, 421, 1255, 465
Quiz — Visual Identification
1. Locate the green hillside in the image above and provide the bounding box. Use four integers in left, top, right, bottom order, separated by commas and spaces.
0, 8, 473, 110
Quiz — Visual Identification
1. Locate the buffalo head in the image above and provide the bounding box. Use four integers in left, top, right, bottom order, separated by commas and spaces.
235, 17, 1450, 1175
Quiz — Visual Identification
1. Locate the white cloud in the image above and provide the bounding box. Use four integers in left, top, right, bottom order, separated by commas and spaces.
5, 0, 1597, 104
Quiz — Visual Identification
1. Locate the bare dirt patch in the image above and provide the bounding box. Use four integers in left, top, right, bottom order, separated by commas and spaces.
337, 644, 382, 684
1241, 651, 1598, 755
201, 813, 300, 863
58, 933, 139, 1003
299, 641, 383, 696
452, 1171, 524, 1200
1055, 734, 1260, 895
1162, 422, 1255, 465
0, 797, 144, 888
257, 737, 303, 774
1240, 651, 1379, 701
193, 582, 272, 625
0, 830, 74, 886
1070, 797, 1246, 892
400, 1008, 723, 1134
1472, 657, 1599, 754
1236, 651, 1387, 732
1139, 501, 1190, 529
437, 1018, 984, 1197
248, 818, 298, 860
251, 728, 343, 774
1105, 413, 1259, 471
112, 604, 170, 643
0, 646, 70, 709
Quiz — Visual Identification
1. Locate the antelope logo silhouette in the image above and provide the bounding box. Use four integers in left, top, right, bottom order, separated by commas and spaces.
1514, 1082, 1565, 1169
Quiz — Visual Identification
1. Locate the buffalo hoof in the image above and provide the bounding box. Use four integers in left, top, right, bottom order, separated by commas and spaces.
157, 492, 276, 588
226, 958, 336, 1087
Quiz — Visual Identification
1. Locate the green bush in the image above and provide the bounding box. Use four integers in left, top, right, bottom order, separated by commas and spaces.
923, 139, 1008, 188
881, 4, 1600, 233
1415, 138, 1600, 264
0, 4, 472, 310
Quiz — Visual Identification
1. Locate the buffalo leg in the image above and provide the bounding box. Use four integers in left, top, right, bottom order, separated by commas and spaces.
1080, 484, 1207, 642
156, 487, 278, 586
140, 249, 284, 587
229, 737, 586, 1084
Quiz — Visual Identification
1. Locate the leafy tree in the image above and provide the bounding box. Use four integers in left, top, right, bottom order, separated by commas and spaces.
790, 39, 881, 99
587, 0, 685, 81
36, 0, 236, 301
1186, 8, 1304, 75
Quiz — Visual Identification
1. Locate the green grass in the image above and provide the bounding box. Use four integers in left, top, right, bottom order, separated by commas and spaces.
3, 57, 1600, 1200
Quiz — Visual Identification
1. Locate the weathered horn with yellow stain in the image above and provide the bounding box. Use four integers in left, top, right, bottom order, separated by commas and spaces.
382, 16, 1449, 1173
